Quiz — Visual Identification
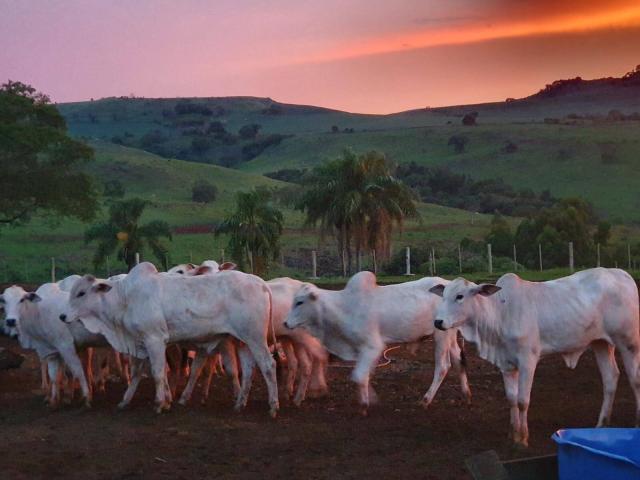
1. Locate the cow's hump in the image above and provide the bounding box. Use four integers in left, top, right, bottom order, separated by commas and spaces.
345, 271, 377, 292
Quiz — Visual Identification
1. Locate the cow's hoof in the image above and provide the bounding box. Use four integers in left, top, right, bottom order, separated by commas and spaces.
269, 408, 278, 419
359, 406, 369, 417
177, 398, 188, 407
200, 397, 208, 406
307, 387, 329, 399
117, 401, 130, 411
82, 401, 92, 410
293, 398, 303, 408
420, 398, 431, 410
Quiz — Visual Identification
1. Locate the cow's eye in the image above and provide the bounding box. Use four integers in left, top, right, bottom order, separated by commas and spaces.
19, 298, 24, 303
77, 291, 85, 298
177, 270, 183, 274
295, 301, 303, 307
455, 294, 464, 301
0, 298, 4, 304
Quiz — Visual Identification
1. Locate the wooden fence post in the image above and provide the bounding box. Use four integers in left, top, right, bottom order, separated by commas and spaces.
372, 250, 377, 275
628, 244, 632, 270
569, 242, 574, 273
135, 252, 140, 265
51, 257, 56, 283
458, 244, 462, 273
487, 244, 493, 274
513, 245, 517, 272
596, 243, 601, 268
404, 247, 412, 276
538, 244, 543, 272
311, 250, 319, 279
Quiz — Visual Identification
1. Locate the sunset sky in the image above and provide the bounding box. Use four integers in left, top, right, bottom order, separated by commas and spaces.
2, 0, 640, 113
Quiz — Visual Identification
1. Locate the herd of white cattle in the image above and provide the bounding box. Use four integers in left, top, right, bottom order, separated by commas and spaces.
1, 261, 639, 447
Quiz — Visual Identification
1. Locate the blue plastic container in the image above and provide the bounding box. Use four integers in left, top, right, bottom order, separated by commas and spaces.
552, 428, 640, 480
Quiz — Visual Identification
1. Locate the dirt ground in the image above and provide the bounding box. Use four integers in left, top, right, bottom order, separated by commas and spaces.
0, 336, 637, 480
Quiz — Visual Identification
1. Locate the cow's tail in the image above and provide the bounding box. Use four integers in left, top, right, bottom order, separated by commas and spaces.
265, 284, 280, 363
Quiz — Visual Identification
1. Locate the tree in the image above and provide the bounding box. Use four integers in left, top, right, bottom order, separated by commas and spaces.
191, 180, 218, 203
238, 123, 261, 140
85, 198, 172, 271
593, 221, 611, 246
485, 213, 513, 257
0, 80, 98, 226
216, 187, 283, 275
462, 112, 478, 126
296, 150, 418, 273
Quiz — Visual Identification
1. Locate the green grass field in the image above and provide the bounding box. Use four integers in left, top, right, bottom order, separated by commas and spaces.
0, 142, 496, 282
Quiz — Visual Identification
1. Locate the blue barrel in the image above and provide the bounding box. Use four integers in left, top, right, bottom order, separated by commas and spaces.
552, 428, 640, 480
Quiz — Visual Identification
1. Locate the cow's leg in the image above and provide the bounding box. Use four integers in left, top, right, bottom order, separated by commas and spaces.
40, 361, 50, 402
450, 333, 472, 404
114, 352, 130, 384
234, 344, 256, 411
351, 345, 382, 416
617, 341, 640, 426
118, 357, 145, 410
146, 341, 169, 413
592, 341, 620, 427
59, 347, 92, 408
516, 362, 537, 448
292, 343, 313, 407
281, 339, 297, 399
217, 341, 241, 405
47, 358, 62, 409
244, 340, 279, 418
308, 352, 329, 398
422, 330, 452, 408
502, 369, 521, 444
178, 351, 208, 406
83, 348, 95, 396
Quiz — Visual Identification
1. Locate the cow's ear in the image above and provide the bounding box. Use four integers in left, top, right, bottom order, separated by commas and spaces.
92, 282, 112, 293
25, 292, 42, 303
474, 284, 501, 297
428, 284, 445, 297
187, 263, 197, 270
219, 262, 237, 271
308, 291, 318, 301
193, 266, 212, 276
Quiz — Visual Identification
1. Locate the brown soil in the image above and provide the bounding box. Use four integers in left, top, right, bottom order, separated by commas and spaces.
0, 336, 636, 480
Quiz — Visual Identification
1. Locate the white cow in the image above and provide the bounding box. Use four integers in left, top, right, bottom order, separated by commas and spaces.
0, 282, 104, 408
428, 268, 640, 447
284, 271, 471, 414
63, 262, 279, 416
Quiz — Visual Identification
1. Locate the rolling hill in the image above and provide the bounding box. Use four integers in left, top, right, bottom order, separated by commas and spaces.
57, 68, 640, 222
0, 142, 494, 282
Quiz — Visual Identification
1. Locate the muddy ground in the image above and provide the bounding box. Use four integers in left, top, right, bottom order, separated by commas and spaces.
0, 336, 637, 480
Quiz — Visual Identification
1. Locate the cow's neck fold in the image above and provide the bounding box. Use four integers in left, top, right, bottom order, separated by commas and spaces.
463, 295, 510, 369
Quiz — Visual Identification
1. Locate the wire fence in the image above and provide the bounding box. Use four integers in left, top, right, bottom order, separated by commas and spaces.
2, 241, 638, 286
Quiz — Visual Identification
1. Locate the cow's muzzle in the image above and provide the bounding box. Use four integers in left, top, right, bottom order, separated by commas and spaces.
5, 318, 16, 328
434, 319, 446, 331
284, 321, 292, 330
59, 313, 67, 322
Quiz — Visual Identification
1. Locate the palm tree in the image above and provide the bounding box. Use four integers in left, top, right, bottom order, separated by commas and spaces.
85, 198, 172, 271
297, 150, 418, 274
216, 187, 283, 275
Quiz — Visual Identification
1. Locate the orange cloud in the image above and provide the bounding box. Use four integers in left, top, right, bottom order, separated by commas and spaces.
301, 3, 640, 64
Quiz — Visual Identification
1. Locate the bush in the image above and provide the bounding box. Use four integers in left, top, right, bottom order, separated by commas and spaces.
462, 112, 478, 126
103, 180, 125, 199
191, 137, 211, 154
241, 134, 288, 161
174, 101, 212, 116
447, 135, 468, 153
140, 130, 167, 148
191, 181, 218, 203
238, 124, 261, 140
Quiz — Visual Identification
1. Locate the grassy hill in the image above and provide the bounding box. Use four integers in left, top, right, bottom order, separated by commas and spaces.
0, 142, 495, 282
57, 69, 640, 222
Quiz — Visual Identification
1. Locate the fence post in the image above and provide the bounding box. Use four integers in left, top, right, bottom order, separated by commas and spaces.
569, 242, 574, 273
596, 243, 601, 268
512, 245, 517, 272
628, 244, 632, 270
458, 244, 462, 273
51, 257, 56, 283
372, 250, 377, 275
428, 249, 434, 276
357, 251, 362, 272
404, 246, 412, 276
189, 251, 193, 264
431, 247, 436, 276
135, 252, 140, 265
538, 244, 543, 272
342, 249, 347, 277
487, 243, 493, 274
310, 250, 319, 279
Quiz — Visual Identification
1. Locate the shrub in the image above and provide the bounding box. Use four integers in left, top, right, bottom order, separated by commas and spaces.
447, 135, 468, 154
103, 180, 125, 199
140, 130, 167, 148
191, 181, 218, 203
191, 137, 211, 154
238, 124, 261, 139
462, 112, 478, 126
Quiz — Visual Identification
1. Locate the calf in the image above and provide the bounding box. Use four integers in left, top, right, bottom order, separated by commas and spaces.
63, 262, 279, 416
429, 268, 640, 447
284, 272, 470, 414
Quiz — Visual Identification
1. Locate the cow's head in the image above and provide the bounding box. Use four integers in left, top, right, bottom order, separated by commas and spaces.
428, 278, 500, 330
0, 285, 41, 337
284, 284, 321, 331
167, 263, 197, 275
61, 275, 113, 324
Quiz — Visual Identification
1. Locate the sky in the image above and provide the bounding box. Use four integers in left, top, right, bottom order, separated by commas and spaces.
2, 0, 640, 113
